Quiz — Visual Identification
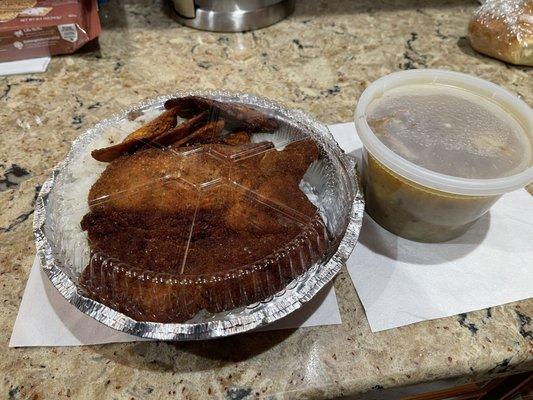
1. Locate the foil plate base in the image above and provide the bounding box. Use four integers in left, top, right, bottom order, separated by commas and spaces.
33, 91, 365, 340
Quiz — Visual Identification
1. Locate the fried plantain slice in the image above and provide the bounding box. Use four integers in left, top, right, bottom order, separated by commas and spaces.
169, 120, 225, 149
152, 111, 209, 147
164, 96, 278, 132
92, 106, 181, 162
163, 97, 200, 118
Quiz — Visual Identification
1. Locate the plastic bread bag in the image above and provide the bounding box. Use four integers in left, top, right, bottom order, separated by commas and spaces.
468, 0, 533, 66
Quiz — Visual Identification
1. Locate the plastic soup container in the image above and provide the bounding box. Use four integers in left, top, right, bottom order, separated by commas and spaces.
355, 70, 533, 242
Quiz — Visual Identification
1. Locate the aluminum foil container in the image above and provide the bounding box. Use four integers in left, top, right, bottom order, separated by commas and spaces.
33, 90, 365, 340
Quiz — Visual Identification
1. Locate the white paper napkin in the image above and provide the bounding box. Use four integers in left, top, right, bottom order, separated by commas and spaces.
326, 123, 533, 333
0, 57, 50, 76
348, 192, 533, 332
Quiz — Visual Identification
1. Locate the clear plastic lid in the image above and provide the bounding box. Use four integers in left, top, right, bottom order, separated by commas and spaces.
45, 93, 355, 324
355, 69, 533, 196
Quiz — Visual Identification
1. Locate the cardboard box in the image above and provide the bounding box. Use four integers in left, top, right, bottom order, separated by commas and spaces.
0, 0, 101, 62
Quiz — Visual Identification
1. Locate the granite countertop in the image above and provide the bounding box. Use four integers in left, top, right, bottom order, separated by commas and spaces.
1, 0, 532, 399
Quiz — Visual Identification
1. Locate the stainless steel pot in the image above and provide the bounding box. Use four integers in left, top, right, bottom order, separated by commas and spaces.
169, 0, 295, 32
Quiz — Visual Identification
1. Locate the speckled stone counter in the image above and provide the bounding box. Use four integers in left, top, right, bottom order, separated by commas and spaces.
1, 1, 532, 399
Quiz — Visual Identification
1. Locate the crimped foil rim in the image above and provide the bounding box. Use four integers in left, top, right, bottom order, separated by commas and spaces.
33, 90, 365, 340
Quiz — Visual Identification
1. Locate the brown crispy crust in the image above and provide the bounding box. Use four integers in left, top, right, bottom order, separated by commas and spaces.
222, 131, 251, 145
79, 138, 327, 323
79, 215, 327, 323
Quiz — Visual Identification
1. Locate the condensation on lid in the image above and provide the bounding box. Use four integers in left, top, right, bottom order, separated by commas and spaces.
365, 83, 532, 180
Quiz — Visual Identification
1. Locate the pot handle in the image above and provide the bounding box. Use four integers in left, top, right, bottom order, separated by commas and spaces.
172, 0, 196, 18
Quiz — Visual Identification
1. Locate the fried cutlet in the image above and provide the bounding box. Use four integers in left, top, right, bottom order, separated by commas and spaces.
80, 110, 326, 323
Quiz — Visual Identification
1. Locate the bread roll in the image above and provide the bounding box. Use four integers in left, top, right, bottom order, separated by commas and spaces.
468, 0, 533, 66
